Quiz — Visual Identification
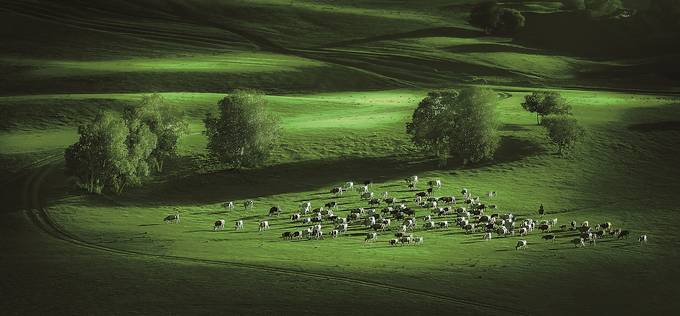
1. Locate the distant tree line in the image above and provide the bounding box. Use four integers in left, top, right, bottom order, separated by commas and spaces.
469, 1, 526, 35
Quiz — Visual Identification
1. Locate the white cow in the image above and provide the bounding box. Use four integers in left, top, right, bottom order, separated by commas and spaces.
638, 234, 648, 245
519, 227, 528, 236
291, 213, 301, 222
515, 240, 528, 250
365, 232, 378, 242
223, 201, 235, 210
423, 221, 435, 229
428, 179, 442, 189
438, 221, 449, 229
213, 219, 225, 231
345, 181, 354, 191
259, 221, 269, 232
483, 232, 492, 240
413, 236, 424, 245
336, 223, 348, 233
234, 220, 244, 231
360, 185, 370, 194
244, 200, 254, 210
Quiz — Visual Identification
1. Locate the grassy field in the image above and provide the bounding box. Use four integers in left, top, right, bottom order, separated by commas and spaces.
2, 0, 680, 315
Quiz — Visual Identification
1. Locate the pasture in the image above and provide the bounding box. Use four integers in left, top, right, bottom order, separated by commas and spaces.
2, 0, 680, 315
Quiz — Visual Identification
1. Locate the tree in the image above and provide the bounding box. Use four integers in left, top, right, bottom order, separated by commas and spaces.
541, 115, 585, 154
203, 90, 280, 169
470, 1, 501, 33
123, 94, 188, 172
495, 8, 526, 35
406, 87, 500, 165
521, 91, 572, 125
585, 0, 623, 17
470, 1, 525, 35
562, 0, 586, 10
65, 111, 130, 194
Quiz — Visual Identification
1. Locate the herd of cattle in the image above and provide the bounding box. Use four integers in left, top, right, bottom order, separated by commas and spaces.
164, 176, 649, 249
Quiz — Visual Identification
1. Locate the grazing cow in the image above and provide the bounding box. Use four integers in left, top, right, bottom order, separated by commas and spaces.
578, 226, 591, 234
438, 196, 455, 204
359, 185, 370, 194
461, 188, 469, 197
571, 220, 576, 230
281, 232, 293, 239
618, 230, 630, 239
384, 197, 396, 205
325, 201, 338, 210
580, 232, 593, 240
291, 213, 301, 222
464, 223, 476, 234
345, 181, 354, 191
258, 221, 269, 232
365, 216, 377, 227
361, 192, 374, 200
331, 187, 343, 196
542, 234, 556, 242
365, 232, 378, 242
382, 218, 391, 227
405, 218, 416, 229
516, 240, 528, 250
598, 222, 612, 231
573, 237, 586, 248
213, 219, 225, 231
331, 229, 339, 239
234, 220, 244, 230
371, 223, 387, 231
413, 236, 424, 245
582, 221, 590, 228
424, 215, 432, 222
589, 234, 598, 246
538, 224, 551, 233
426, 187, 434, 196
292, 231, 303, 239
423, 221, 435, 230
483, 232, 492, 240
496, 226, 509, 237
638, 234, 648, 245
269, 206, 281, 216
164, 213, 180, 224
302, 217, 312, 224
538, 204, 545, 217
519, 227, 528, 237
548, 218, 558, 226
487, 191, 496, 199
399, 236, 413, 245
223, 201, 235, 210
437, 221, 449, 229
336, 223, 349, 233
389, 239, 398, 246
406, 175, 418, 187
244, 200, 254, 210
428, 179, 442, 189
368, 198, 381, 207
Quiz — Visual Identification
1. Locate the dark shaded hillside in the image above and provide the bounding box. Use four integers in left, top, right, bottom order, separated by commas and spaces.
514, 11, 680, 58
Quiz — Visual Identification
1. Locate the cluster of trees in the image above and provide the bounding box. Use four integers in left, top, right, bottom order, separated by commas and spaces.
65, 94, 188, 194
406, 87, 500, 165
470, 1, 526, 35
521, 91, 585, 154
406, 88, 585, 164
561, 0, 624, 17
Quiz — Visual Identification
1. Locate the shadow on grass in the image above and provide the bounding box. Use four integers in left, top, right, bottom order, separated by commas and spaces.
66, 135, 542, 208
318, 27, 484, 48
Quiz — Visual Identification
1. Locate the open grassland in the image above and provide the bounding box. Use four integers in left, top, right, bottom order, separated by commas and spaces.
3, 89, 680, 314
2, 0, 680, 314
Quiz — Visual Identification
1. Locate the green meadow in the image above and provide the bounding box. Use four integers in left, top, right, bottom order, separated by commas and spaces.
2, 0, 679, 315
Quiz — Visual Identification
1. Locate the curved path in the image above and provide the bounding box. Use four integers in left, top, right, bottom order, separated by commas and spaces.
16, 156, 526, 314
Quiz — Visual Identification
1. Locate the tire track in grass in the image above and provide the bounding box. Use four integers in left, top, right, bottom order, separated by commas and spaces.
17, 158, 526, 315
